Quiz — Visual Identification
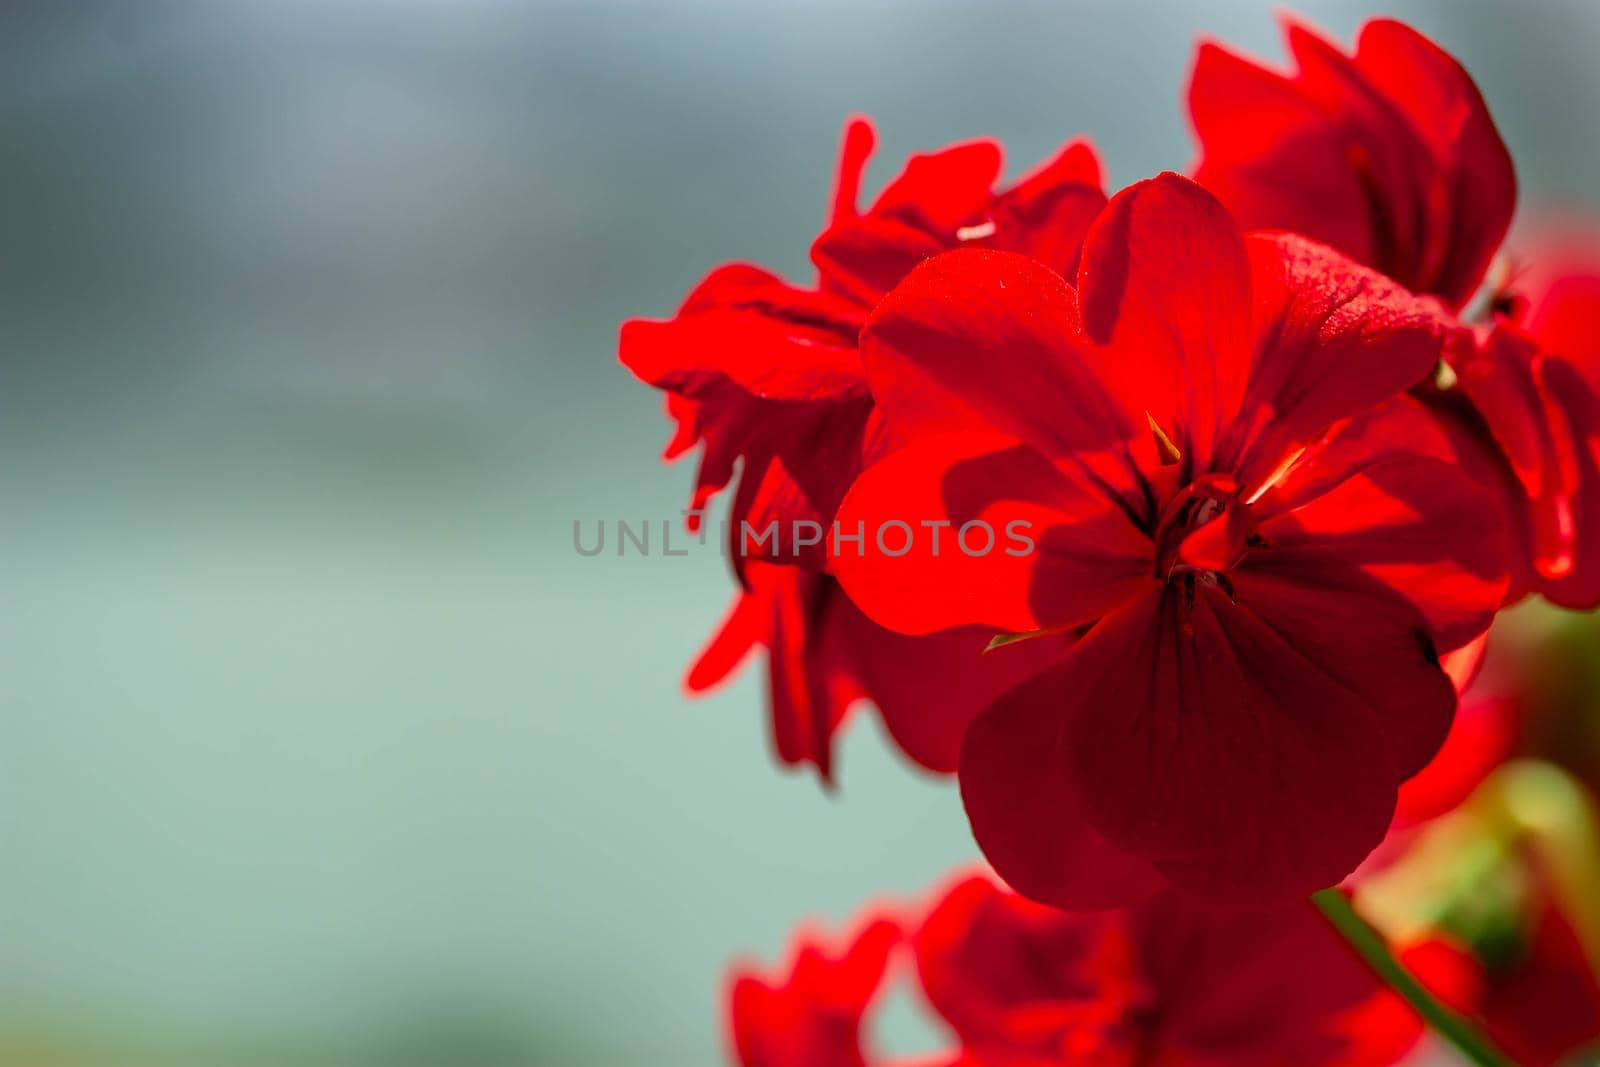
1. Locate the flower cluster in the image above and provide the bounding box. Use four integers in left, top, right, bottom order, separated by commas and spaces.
730, 872, 1432, 1067
621, 12, 1600, 1064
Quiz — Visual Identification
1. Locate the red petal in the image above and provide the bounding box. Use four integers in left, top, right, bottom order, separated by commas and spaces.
835, 605, 1073, 774
728, 913, 900, 1067
1223, 233, 1450, 491
1280, 18, 1436, 286
1188, 17, 1514, 307
868, 139, 1003, 235
763, 569, 863, 783
730, 400, 884, 574
1137, 893, 1424, 1065
1188, 40, 1377, 270
1394, 693, 1516, 825
686, 591, 763, 693
830, 433, 1152, 636
619, 265, 865, 402
811, 213, 951, 308
1061, 581, 1445, 902
829, 117, 876, 223
913, 875, 1147, 1059
959, 653, 1168, 911
987, 139, 1107, 278
1249, 398, 1510, 653
860, 248, 1142, 491
1076, 173, 1252, 470
1350, 19, 1517, 306
1535, 357, 1600, 607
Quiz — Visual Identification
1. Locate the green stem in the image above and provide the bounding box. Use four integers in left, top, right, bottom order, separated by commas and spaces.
1311, 888, 1518, 1067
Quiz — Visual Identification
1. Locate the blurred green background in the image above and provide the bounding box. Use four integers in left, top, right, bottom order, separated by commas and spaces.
2, 2, 1597, 1064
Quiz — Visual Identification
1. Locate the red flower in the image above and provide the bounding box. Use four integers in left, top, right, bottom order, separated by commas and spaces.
1188, 15, 1515, 309
832, 174, 1509, 907
1436, 225, 1600, 609
620, 119, 1105, 780
728, 872, 1425, 1067
728, 911, 902, 1067
1453, 896, 1600, 1067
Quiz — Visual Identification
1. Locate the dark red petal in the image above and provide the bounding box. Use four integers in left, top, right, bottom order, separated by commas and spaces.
1136, 893, 1424, 1066
913, 874, 1147, 1059
730, 400, 883, 574
673, 381, 781, 521
836, 605, 1073, 774
830, 433, 1152, 636
1061, 581, 1444, 902
959, 637, 1169, 912
1475, 899, 1600, 1067
1223, 233, 1450, 490
1231, 564, 1458, 784
1076, 173, 1252, 469
760, 568, 862, 782
860, 248, 1140, 486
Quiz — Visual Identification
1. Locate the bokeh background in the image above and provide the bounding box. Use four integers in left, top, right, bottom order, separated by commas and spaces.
3, 2, 1597, 1064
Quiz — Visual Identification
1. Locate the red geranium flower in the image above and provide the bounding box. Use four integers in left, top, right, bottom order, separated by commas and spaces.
728, 910, 902, 1067
727, 872, 1426, 1067
832, 174, 1509, 907
1188, 15, 1515, 309
1417, 902, 1600, 1067
620, 119, 1104, 780
1433, 225, 1600, 609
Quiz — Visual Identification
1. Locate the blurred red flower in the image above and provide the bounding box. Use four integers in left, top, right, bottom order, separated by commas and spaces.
1188, 15, 1515, 309
832, 173, 1509, 907
1440, 226, 1600, 609
729, 872, 1426, 1067
619, 119, 1103, 780
1412, 893, 1600, 1067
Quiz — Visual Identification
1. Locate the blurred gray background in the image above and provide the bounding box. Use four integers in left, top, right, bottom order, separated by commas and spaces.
1, 2, 1596, 1064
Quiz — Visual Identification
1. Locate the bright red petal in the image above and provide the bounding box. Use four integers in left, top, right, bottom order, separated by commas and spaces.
1076, 173, 1252, 470
829, 117, 877, 223
619, 265, 865, 402
1223, 232, 1450, 491
1188, 40, 1377, 270
1249, 397, 1510, 654
987, 139, 1107, 278
812, 214, 952, 308
830, 433, 1151, 636
860, 249, 1141, 494
868, 139, 1003, 235
728, 914, 901, 1067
